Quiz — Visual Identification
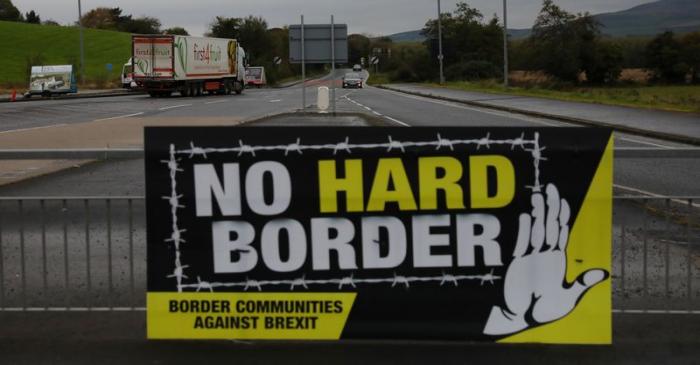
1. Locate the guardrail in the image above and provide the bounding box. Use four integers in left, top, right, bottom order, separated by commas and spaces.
0, 195, 697, 313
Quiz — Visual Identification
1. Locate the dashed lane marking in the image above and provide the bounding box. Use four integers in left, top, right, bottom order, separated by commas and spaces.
159, 104, 192, 111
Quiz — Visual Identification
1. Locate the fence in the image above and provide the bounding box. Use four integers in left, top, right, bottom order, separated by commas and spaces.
0, 147, 698, 312
0, 195, 697, 313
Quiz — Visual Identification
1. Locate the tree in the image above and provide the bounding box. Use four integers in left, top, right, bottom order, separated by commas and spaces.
584, 41, 623, 84
645, 31, 688, 83
25, 10, 40, 24
0, 0, 21, 21
421, 2, 503, 80
238, 16, 270, 65
80, 7, 119, 29
163, 26, 189, 36
121, 16, 161, 34
208, 16, 241, 39
43, 19, 60, 26
529, 0, 621, 84
681, 32, 700, 84
348, 34, 371, 65
530, 0, 583, 82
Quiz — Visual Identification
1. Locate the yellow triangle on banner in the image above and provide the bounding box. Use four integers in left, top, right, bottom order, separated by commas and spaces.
499, 135, 614, 345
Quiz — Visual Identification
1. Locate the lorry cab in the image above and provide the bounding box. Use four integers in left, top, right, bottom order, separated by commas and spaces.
121, 58, 135, 89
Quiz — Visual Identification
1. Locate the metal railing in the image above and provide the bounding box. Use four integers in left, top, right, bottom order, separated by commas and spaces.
0, 195, 697, 313
0, 197, 145, 311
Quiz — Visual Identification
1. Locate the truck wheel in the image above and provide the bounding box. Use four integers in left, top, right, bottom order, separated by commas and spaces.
181, 86, 190, 97
148, 91, 158, 98
234, 81, 243, 95
196, 83, 203, 97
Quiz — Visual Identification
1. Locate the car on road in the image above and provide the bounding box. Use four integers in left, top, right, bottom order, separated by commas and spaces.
352, 64, 362, 71
342, 72, 363, 88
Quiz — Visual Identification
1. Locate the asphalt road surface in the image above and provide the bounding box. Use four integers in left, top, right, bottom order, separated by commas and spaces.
1, 69, 697, 198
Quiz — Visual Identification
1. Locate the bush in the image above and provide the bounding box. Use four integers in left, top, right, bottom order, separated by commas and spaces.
445, 61, 502, 81
645, 31, 688, 83
583, 41, 623, 84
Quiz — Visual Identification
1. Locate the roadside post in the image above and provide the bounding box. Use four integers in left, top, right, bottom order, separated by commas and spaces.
331, 15, 336, 116
10, 89, 16, 102
371, 56, 379, 75
302, 15, 306, 111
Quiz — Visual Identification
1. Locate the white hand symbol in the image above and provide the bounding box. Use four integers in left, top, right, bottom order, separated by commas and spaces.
483, 184, 609, 336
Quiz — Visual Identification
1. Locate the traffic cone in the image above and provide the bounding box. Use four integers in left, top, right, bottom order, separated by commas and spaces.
11, 88, 17, 102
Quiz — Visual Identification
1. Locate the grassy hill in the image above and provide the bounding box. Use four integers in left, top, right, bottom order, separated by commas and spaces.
0, 21, 131, 87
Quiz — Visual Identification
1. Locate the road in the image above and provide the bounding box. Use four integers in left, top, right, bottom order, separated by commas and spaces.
1, 69, 698, 198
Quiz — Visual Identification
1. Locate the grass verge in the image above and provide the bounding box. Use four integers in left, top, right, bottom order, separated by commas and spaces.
367, 73, 391, 85
425, 80, 700, 114
0, 20, 131, 89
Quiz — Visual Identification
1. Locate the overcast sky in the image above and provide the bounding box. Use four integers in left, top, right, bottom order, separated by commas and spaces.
13, 0, 653, 36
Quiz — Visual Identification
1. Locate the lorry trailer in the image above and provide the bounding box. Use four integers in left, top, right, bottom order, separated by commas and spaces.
132, 35, 247, 97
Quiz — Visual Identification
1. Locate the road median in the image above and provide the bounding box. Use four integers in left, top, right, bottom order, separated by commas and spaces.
0, 89, 144, 103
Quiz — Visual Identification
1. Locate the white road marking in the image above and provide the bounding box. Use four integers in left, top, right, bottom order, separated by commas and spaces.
92, 112, 144, 122
269, 99, 282, 103
205, 100, 228, 105
614, 184, 700, 208
618, 136, 674, 149
0, 124, 67, 134
384, 115, 410, 127
344, 93, 409, 127
159, 104, 192, 111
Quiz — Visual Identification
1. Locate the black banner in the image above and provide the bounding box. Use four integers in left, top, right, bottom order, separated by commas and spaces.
145, 127, 613, 343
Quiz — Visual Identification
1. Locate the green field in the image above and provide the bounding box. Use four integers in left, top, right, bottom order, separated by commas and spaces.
0, 21, 131, 89
426, 81, 700, 114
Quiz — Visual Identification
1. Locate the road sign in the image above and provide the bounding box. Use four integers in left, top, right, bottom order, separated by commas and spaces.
273, 56, 282, 65
106, 63, 113, 72
370, 56, 379, 65
289, 24, 348, 64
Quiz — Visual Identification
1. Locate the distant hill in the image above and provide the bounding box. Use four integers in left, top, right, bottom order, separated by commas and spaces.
386, 0, 700, 42
0, 21, 131, 86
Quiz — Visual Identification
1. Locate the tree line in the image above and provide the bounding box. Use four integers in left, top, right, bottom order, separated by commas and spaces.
355, 0, 700, 85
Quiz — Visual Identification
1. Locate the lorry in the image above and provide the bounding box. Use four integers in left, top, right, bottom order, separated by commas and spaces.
245, 66, 266, 88
25, 65, 78, 98
132, 35, 247, 97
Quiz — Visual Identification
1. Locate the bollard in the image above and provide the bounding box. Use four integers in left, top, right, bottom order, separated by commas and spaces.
317, 86, 329, 112
11, 88, 17, 102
